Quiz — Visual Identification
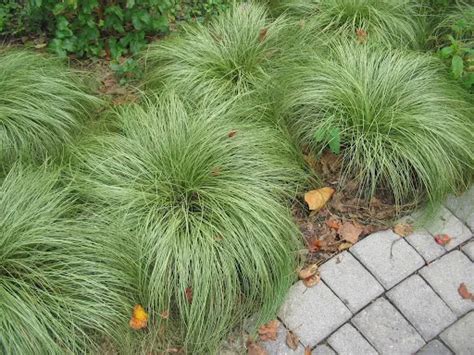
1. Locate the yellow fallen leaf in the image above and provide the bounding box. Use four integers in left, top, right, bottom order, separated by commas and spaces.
393, 223, 413, 237
338, 242, 352, 251
129, 304, 148, 330
304, 187, 335, 211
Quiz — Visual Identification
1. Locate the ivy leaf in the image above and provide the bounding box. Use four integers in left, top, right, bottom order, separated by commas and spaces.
451, 55, 464, 79
440, 46, 454, 59
328, 127, 341, 154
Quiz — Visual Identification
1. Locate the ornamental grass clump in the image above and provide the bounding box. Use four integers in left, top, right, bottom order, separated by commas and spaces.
0, 165, 127, 354
143, 2, 293, 102
285, 0, 424, 48
284, 42, 474, 209
0, 49, 101, 174
73, 94, 302, 353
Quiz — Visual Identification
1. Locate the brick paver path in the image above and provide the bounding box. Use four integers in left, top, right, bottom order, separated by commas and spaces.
264, 187, 474, 354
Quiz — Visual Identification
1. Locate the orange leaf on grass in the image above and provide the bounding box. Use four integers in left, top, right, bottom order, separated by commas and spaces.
259, 28, 268, 42
129, 304, 148, 330
326, 217, 342, 230
434, 234, 451, 246
228, 129, 237, 138
185, 287, 193, 304
258, 320, 279, 341
304, 187, 335, 211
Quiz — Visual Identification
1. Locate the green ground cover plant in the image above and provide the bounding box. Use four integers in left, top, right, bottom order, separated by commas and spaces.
283, 41, 473, 209
72, 94, 303, 353
0, 165, 127, 354
0, 49, 101, 175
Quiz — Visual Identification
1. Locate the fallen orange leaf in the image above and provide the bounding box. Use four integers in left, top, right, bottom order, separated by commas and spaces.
129, 304, 148, 330
298, 263, 318, 280
247, 339, 268, 355
434, 234, 451, 246
286, 330, 299, 350
258, 319, 279, 341
393, 223, 413, 237
304, 187, 335, 211
339, 221, 363, 244
228, 129, 237, 138
304, 346, 312, 355
303, 274, 320, 288
458, 282, 474, 300
326, 217, 342, 230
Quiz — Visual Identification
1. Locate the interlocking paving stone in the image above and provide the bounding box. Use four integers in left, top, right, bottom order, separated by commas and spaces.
350, 230, 424, 289
424, 206, 472, 251
327, 323, 377, 355
416, 340, 453, 355
278, 281, 351, 347
419, 251, 474, 316
386, 274, 457, 341
406, 229, 446, 262
311, 344, 336, 355
261, 322, 305, 355
440, 312, 474, 354
320, 251, 384, 313
445, 186, 474, 230
462, 240, 474, 261
352, 298, 425, 354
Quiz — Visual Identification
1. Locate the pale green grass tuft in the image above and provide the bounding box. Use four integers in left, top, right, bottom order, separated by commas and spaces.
284, 42, 474, 209
0, 49, 102, 174
143, 2, 295, 102
72, 94, 303, 353
283, 0, 425, 48
0, 165, 128, 354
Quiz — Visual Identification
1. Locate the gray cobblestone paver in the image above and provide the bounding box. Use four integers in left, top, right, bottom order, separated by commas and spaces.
416, 340, 453, 355
425, 206, 472, 251
320, 251, 384, 313
350, 230, 424, 289
406, 229, 446, 262
440, 312, 474, 354
462, 240, 474, 261
445, 186, 474, 230
327, 323, 377, 355
278, 281, 351, 347
273, 192, 474, 354
387, 274, 457, 341
419, 251, 474, 316
352, 297, 425, 354
261, 322, 305, 355
311, 344, 336, 355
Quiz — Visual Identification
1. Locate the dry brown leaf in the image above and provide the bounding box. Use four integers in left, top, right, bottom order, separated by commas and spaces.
303, 274, 320, 287
434, 234, 451, 246
259, 28, 268, 42
326, 217, 342, 230
286, 331, 299, 350
160, 310, 170, 319
247, 339, 268, 355
258, 320, 279, 341
185, 287, 193, 304
393, 223, 413, 237
211, 166, 221, 176
304, 187, 335, 211
458, 282, 474, 300
298, 263, 318, 280
339, 221, 363, 244
228, 129, 237, 138
129, 304, 148, 330
338, 242, 352, 251
304, 346, 312, 355
307, 238, 329, 252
